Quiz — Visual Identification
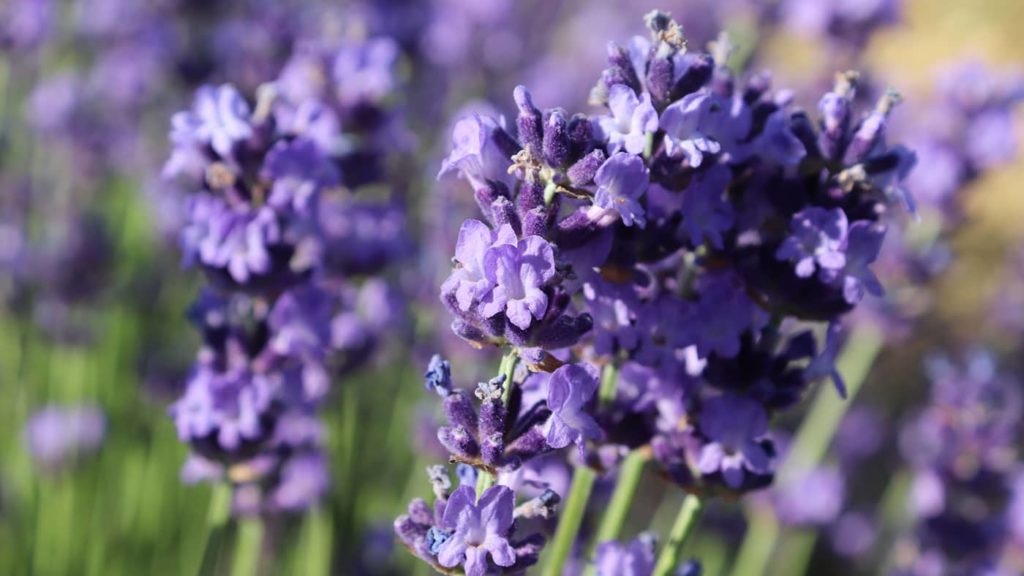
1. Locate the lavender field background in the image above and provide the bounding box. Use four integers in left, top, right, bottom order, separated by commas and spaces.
1, 1, 1023, 575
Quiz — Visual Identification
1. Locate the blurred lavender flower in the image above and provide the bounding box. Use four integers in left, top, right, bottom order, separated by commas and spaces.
24, 405, 106, 471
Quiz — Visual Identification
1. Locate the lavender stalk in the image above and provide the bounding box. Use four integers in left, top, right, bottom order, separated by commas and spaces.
652, 494, 703, 576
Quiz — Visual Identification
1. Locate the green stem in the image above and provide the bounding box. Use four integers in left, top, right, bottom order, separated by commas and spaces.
543, 466, 597, 576
590, 450, 647, 553
773, 529, 817, 576
597, 362, 619, 407
198, 483, 233, 576
230, 517, 264, 576
728, 506, 778, 576
476, 350, 519, 498
729, 324, 884, 576
652, 494, 703, 576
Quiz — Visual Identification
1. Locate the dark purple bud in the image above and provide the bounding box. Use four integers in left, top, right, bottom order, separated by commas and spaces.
673, 53, 713, 98
819, 93, 851, 162
744, 71, 773, 104
523, 204, 560, 238
451, 319, 491, 348
473, 183, 506, 224
514, 85, 543, 155
480, 432, 505, 466
438, 425, 480, 460
568, 149, 607, 187
647, 56, 674, 105
542, 109, 571, 168
394, 515, 424, 545
491, 196, 522, 237
517, 180, 545, 216
408, 498, 434, 525
531, 313, 593, 350
567, 114, 593, 159
479, 397, 507, 439
844, 90, 901, 164
788, 111, 822, 160
505, 425, 549, 461
605, 42, 642, 93
444, 392, 479, 436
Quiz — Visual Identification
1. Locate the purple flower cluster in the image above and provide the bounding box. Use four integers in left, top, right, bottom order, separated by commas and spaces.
893, 352, 1024, 574
395, 468, 550, 576
165, 34, 410, 515
434, 12, 914, 499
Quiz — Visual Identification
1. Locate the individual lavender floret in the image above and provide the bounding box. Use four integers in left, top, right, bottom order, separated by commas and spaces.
436, 485, 518, 575
261, 137, 340, 213
438, 114, 518, 193
170, 366, 276, 459
591, 152, 649, 228
659, 92, 722, 168
696, 394, 775, 490
837, 221, 886, 305
544, 363, 603, 454
481, 235, 557, 331
170, 84, 253, 164
24, 405, 106, 471
690, 272, 768, 359
678, 164, 733, 249
594, 534, 656, 576
442, 220, 517, 314
775, 207, 849, 281
598, 84, 659, 155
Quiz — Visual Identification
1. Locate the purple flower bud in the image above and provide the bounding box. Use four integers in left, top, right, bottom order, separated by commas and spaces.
542, 109, 571, 168
425, 354, 453, 396
438, 425, 480, 461
567, 149, 607, 187
514, 85, 544, 155
444, 391, 479, 436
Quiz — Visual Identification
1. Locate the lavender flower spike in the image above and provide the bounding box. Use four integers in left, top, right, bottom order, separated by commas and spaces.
437, 485, 517, 576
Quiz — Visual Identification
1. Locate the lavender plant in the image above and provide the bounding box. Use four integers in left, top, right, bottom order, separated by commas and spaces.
163, 33, 410, 516
400, 10, 916, 575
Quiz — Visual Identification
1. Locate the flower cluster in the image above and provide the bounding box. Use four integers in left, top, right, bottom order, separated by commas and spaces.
893, 351, 1024, 574
436, 12, 913, 498
395, 466, 551, 576
165, 35, 410, 515
398, 11, 916, 575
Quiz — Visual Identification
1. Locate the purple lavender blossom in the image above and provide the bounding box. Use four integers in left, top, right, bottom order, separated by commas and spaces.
679, 164, 733, 249
696, 394, 774, 489
776, 207, 849, 281
261, 138, 340, 213
544, 363, 602, 452
660, 91, 721, 167
838, 221, 886, 304
594, 535, 656, 576
24, 405, 106, 470
592, 152, 649, 228
481, 235, 557, 331
170, 366, 275, 456
436, 485, 517, 575
443, 220, 517, 313
598, 84, 658, 155
438, 114, 517, 192
172, 84, 253, 162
